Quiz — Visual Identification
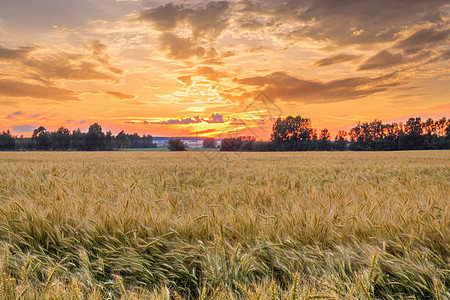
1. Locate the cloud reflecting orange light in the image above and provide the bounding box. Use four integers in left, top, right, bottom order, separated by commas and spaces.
0, 0, 449, 138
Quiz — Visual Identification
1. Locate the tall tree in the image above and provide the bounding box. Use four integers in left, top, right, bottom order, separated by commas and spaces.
399, 117, 424, 150
333, 130, 347, 151
317, 128, 331, 151
32, 126, 51, 150
117, 131, 131, 149
70, 128, 86, 151
168, 138, 187, 151
85, 123, 105, 150
271, 116, 315, 150
105, 131, 115, 151
50, 126, 71, 150
0, 130, 15, 150
141, 134, 156, 148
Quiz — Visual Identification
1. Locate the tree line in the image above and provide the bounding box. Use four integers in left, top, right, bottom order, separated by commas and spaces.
2, 116, 449, 151
220, 116, 450, 151
0, 123, 156, 151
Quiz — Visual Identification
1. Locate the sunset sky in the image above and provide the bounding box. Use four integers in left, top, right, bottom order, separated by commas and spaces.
0, 0, 449, 139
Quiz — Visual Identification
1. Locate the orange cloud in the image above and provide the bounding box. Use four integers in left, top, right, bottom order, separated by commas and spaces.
105, 91, 136, 100
0, 79, 80, 101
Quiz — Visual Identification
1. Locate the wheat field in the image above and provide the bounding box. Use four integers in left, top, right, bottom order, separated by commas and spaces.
0, 151, 448, 299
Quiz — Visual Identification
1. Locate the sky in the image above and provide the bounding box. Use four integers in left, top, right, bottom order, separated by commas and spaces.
0, 0, 449, 139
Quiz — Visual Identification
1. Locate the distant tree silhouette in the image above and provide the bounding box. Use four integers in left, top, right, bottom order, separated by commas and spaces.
126, 133, 142, 148
333, 130, 347, 151
121, 133, 156, 148
50, 126, 71, 150
2, 117, 449, 152
398, 117, 425, 150
70, 129, 86, 150
317, 128, 332, 151
220, 138, 242, 151
85, 123, 105, 150
220, 136, 255, 151
168, 138, 187, 151
271, 116, 316, 150
32, 126, 51, 150
0, 130, 15, 150
141, 135, 156, 148
202, 137, 217, 148
117, 131, 131, 149
105, 131, 115, 151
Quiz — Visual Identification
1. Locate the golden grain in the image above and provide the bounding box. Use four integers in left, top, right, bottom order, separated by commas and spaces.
0, 151, 448, 299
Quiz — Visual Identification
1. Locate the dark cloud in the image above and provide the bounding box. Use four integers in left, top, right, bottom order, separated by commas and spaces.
358, 50, 405, 71
1, 41, 122, 84
206, 113, 224, 123
0, 79, 80, 101
88, 40, 123, 74
160, 33, 205, 59
11, 124, 36, 133
139, 2, 231, 62
159, 36, 224, 62
441, 49, 450, 60
237, 71, 404, 103
196, 66, 223, 81
23, 41, 123, 81
138, 1, 230, 40
138, 2, 181, 30
237, 0, 448, 48
0, 44, 37, 61
105, 91, 136, 100
125, 120, 150, 125
0, 0, 113, 29
314, 53, 361, 67
66, 120, 86, 125
201, 47, 225, 65
26, 56, 117, 81
394, 28, 450, 54
89, 40, 108, 56
186, 1, 230, 40
152, 115, 202, 125
151, 113, 224, 125
6, 111, 24, 119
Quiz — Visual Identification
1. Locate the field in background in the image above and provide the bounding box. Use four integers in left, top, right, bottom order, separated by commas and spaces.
0, 151, 448, 299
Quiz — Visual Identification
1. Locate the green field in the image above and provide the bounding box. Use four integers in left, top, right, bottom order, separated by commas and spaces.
0, 151, 448, 299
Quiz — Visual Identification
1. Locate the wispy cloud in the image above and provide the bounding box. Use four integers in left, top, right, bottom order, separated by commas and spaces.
0, 44, 37, 61
358, 50, 405, 71
137, 1, 230, 40
151, 113, 225, 125
205, 113, 224, 123
11, 124, 36, 133
314, 53, 361, 67
0, 79, 80, 101
105, 91, 136, 100
236, 71, 406, 103
6, 110, 24, 119
394, 28, 450, 54
152, 115, 202, 125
